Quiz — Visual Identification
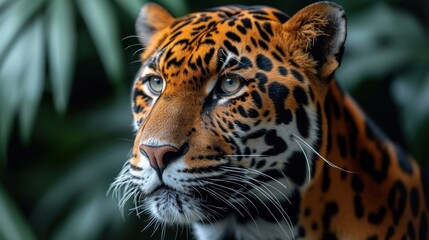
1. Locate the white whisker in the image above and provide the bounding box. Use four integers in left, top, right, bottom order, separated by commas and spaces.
222, 166, 292, 203
122, 35, 147, 41
218, 166, 294, 239
200, 178, 260, 232
294, 139, 312, 184
132, 47, 145, 58
124, 43, 143, 51
292, 133, 354, 173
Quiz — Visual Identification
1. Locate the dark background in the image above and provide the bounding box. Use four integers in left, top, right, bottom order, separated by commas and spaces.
1, 0, 428, 239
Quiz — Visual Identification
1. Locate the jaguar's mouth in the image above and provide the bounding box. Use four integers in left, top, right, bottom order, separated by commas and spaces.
149, 183, 176, 196
146, 186, 214, 224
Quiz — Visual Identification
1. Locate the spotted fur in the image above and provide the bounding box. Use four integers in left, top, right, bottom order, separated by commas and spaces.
111, 2, 429, 239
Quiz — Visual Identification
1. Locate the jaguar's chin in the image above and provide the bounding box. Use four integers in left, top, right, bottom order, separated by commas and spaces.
145, 188, 216, 225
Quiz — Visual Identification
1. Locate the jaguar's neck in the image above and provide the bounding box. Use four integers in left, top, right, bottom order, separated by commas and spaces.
192, 215, 298, 240
321, 80, 397, 173
192, 190, 302, 240
297, 79, 419, 239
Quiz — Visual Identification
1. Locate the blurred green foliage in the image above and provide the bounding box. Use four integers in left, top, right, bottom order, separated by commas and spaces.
0, 0, 428, 239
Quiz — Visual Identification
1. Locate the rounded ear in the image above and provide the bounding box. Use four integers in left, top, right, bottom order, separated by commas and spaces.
136, 3, 175, 47
285, 2, 346, 81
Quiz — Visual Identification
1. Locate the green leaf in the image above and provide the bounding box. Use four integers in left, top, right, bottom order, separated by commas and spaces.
0, 185, 36, 240
51, 193, 119, 240
0, 0, 13, 16
77, 0, 124, 83
0, 0, 44, 62
0, 12, 29, 159
392, 69, 429, 144
48, 0, 76, 113
31, 135, 130, 234
337, 3, 427, 89
0, 0, 44, 158
18, 17, 45, 142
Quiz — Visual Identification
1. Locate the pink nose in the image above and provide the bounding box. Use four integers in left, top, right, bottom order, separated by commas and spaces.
139, 145, 178, 177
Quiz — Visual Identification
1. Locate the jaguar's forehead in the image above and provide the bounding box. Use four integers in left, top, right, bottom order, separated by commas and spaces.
186, 5, 290, 25
168, 5, 290, 39
140, 5, 291, 87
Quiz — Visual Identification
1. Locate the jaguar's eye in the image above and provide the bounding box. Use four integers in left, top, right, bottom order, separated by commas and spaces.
147, 76, 164, 94
219, 75, 244, 95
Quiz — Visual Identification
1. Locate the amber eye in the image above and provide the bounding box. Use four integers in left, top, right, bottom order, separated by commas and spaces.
147, 76, 164, 94
219, 75, 244, 95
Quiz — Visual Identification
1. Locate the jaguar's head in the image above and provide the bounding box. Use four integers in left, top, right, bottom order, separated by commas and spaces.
111, 2, 346, 226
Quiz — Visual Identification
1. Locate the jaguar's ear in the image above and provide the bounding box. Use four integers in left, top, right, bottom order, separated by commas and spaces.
136, 3, 175, 47
285, 2, 346, 81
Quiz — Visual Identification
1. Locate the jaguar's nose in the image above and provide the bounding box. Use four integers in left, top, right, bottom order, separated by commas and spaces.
139, 143, 188, 179
139, 145, 178, 177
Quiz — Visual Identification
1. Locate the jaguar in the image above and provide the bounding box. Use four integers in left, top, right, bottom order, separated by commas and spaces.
111, 2, 429, 239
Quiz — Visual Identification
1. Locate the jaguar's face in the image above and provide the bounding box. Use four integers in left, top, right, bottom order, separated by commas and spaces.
111, 3, 346, 225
